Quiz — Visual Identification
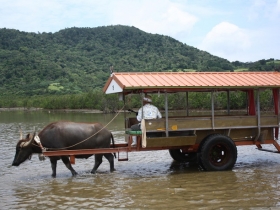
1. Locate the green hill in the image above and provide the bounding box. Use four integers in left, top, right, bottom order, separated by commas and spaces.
0, 25, 279, 97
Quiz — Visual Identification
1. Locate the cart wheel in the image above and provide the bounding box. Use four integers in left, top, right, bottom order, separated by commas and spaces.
169, 149, 197, 162
199, 134, 237, 171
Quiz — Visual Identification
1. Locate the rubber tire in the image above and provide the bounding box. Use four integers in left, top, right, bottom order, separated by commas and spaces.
169, 149, 197, 163
199, 134, 237, 171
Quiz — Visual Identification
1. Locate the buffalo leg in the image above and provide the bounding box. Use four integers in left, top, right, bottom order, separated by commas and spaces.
50, 158, 57, 178
61, 156, 78, 176
104, 153, 116, 172
91, 154, 103, 174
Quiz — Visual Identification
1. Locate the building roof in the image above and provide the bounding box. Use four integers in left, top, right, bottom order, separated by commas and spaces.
103, 72, 280, 94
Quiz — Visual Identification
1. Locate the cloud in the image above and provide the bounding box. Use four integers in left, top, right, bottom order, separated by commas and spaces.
274, 0, 280, 17
199, 22, 252, 61
109, 0, 198, 36
248, 0, 280, 21
247, 0, 266, 20
0, 0, 62, 32
0, 0, 197, 37
0, 0, 111, 32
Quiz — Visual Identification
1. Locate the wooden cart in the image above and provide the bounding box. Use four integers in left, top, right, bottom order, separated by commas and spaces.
44, 72, 280, 171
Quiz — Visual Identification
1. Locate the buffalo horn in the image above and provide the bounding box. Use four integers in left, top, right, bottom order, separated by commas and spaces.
21, 132, 35, 148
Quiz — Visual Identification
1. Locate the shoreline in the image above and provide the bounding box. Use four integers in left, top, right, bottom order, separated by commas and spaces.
0, 107, 103, 113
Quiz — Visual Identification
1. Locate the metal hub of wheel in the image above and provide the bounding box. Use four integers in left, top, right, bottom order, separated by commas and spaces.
208, 144, 230, 166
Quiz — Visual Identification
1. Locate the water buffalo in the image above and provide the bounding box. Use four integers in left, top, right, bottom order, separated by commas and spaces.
12, 121, 116, 177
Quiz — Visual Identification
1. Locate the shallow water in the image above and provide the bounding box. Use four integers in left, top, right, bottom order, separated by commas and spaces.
1, 110, 280, 209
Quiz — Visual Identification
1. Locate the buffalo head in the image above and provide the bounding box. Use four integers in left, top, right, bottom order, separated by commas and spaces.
12, 133, 36, 166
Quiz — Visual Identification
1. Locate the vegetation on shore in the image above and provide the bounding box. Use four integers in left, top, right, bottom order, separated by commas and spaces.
0, 90, 274, 113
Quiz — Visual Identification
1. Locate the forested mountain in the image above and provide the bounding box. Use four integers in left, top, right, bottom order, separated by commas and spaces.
0, 25, 279, 96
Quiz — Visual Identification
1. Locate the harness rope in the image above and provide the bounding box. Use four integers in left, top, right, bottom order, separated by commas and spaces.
32, 105, 125, 151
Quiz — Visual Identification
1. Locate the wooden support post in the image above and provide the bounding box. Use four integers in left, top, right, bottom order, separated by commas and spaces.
273, 140, 280, 152
186, 92, 189, 116
70, 155, 75, 164
128, 135, 132, 151
227, 90, 230, 115
137, 135, 141, 149
165, 92, 169, 137
211, 91, 215, 130
255, 89, 261, 142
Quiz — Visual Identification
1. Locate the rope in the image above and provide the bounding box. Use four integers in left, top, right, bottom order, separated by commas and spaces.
33, 105, 125, 151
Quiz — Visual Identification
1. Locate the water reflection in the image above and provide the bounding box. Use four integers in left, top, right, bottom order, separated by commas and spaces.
1, 110, 280, 209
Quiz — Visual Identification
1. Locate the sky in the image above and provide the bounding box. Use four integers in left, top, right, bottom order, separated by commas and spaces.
0, 0, 280, 62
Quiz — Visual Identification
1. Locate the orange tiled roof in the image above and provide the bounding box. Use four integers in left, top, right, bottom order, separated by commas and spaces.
103, 72, 280, 94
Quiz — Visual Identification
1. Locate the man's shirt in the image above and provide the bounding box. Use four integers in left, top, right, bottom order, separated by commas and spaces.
137, 104, 162, 121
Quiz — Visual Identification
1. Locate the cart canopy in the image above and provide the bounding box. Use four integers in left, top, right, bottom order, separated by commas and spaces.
103, 72, 280, 94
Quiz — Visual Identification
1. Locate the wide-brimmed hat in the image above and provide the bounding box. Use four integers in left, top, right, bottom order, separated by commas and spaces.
143, 95, 152, 103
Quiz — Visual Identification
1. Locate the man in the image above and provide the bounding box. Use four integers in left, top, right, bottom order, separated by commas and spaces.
131, 95, 162, 146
